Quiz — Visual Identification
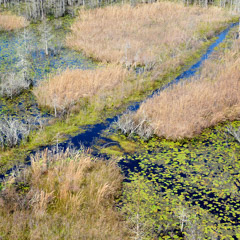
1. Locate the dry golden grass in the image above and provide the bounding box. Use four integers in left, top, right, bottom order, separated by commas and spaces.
33, 65, 128, 114
0, 12, 29, 31
0, 149, 130, 239
134, 40, 240, 139
37, 3, 233, 116
66, 2, 232, 66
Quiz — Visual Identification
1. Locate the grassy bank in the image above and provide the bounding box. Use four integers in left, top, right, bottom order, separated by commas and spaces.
0, 12, 28, 31
0, 149, 130, 239
132, 31, 240, 140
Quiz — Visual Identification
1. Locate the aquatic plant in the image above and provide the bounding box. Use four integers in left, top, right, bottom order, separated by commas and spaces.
117, 120, 240, 238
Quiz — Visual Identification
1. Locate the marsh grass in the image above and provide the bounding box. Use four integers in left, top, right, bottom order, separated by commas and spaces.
66, 2, 232, 67
0, 12, 28, 31
34, 2, 235, 119
0, 149, 130, 239
33, 65, 127, 114
134, 39, 240, 139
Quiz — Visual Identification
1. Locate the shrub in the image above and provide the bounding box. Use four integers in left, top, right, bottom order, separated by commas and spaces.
226, 125, 240, 144
0, 117, 30, 149
0, 73, 31, 99
0, 116, 45, 149
116, 110, 154, 139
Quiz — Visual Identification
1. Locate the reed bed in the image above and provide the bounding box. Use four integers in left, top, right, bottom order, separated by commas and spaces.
0, 12, 29, 31
133, 40, 240, 139
66, 2, 232, 66
0, 149, 129, 239
33, 65, 128, 115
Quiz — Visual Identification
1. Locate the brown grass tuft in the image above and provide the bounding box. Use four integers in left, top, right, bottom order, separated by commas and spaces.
0, 149, 130, 239
66, 2, 232, 65
134, 40, 240, 139
33, 65, 128, 114
0, 12, 29, 31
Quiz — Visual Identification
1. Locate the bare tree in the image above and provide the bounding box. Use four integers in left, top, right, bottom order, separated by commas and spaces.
39, 20, 53, 56
0, 72, 31, 99
16, 27, 33, 82
226, 126, 240, 143
175, 206, 189, 233
116, 110, 154, 139
0, 117, 30, 148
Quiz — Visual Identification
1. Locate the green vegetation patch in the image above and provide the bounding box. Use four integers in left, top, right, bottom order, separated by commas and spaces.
111, 121, 240, 238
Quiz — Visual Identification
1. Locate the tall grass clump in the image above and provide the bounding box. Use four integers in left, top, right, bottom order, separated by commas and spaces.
0, 12, 29, 31
33, 65, 129, 116
128, 39, 240, 139
0, 149, 130, 239
67, 2, 232, 67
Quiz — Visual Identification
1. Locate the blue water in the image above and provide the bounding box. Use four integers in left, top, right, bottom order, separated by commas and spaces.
0, 29, 95, 80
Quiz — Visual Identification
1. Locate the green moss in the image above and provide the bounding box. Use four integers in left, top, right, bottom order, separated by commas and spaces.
97, 133, 139, 157
100, 146, 123, 156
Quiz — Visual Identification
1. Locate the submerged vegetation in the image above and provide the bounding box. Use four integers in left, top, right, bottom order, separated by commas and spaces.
101, 120, 240, 238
